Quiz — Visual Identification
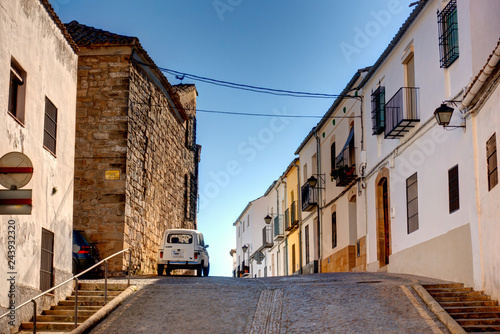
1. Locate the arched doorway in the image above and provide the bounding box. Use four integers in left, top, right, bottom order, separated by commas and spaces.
375, 168, 391, 267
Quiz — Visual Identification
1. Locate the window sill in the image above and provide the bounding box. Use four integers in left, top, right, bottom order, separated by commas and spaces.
43, 146, 57, 158
7, 111, 25, 127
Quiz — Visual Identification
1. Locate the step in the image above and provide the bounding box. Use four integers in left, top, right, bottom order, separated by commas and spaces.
445, 306, 500, 314
426, 287, 473, 293
78, 282, 128, 291
36, 314, 93, 322
51, 305, 102, 311
440, 300, 499, 308
434, 295, 491, 303
17, 331, 71, 334
72, 290, 122, 297
450, 312, 500, 319
422, 283, 465, 289
429, 290, 482, 298
461, 324, 500, 332
58, 300, 106, 307
21, 321, 83, 330
456, 318, 500, 326
66, 295, 115, 302
43, 309, 97, 317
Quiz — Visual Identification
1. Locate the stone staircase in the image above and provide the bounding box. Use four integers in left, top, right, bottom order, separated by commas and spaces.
423, 283, 500, 333
17, 282, 128, 333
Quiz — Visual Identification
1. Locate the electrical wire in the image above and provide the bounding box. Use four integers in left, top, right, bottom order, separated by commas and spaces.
131, 59, 357, 99
129, 101, 360, 119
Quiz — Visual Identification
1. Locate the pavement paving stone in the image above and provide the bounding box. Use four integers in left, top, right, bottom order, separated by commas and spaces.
83, 272, 453, 334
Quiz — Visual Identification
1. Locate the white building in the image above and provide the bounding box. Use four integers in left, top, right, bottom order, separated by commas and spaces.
460, 39, 500, 301
0, 0, 78, 330
233, 182, 277, 278
295, 68, 369, 274
360, 0, 500, 290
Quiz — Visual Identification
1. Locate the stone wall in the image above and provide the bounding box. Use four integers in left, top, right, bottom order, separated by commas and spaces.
321, 245, 355, 273
124, 65, 197, 274
73, 52, 130, 272
73, 48, 198, 275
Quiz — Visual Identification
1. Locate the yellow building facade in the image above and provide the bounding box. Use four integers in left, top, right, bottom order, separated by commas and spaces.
283, 159, 301, 275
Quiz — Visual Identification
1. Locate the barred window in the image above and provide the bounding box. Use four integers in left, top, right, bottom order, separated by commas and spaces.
332, 212, 337, 248
406, 173, 419, 234
448, 165, 459, 213
185, 117, 197, 150
43, 97, 57, 155
487, 133, 498, 191
438, 0, 459, 68
371, 86, 385, 135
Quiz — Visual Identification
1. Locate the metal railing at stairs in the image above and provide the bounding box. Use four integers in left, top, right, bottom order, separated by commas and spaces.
0, 248, 132, 333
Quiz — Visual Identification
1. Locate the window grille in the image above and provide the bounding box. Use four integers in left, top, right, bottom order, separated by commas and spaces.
44, 98, 58, 155
487, 133, 498, 191
40, 229, 54, 291
448, 165, 460, 213
438, 0, 459, 68
371, 86, 385, 135
406, 173, 419, 234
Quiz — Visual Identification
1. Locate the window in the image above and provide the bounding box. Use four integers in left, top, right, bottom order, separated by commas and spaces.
43, 97, 58, 155
40, 229, 54, 291
247, 215, 250, 227
438, 0, 459, 68
448, 165, 459, 213
371, 86, 385, 135
8, 59, 26, 123
305, 225, 310, 264
406, 173, 419, 234
487, 133, 498, 191
330, 142, 336, 171
167, 234, 193, 244
291, 244, 296, 273
332, 212, 337, 248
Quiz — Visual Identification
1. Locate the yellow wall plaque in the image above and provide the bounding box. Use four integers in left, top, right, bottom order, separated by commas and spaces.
105, 170, 120, 180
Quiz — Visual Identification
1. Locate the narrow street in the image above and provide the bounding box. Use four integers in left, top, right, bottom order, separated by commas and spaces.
88, 272, 451, 334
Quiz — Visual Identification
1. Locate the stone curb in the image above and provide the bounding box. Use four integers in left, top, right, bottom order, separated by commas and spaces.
69, 285, 138, 334
411, 283, 466, 334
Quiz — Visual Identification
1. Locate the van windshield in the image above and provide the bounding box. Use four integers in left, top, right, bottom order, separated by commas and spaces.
167, 234, 193, 244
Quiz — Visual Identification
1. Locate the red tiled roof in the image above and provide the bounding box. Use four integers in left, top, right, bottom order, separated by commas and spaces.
65, 20, 137, 46
64, 21, 188, 121
464, 37, 500, 99
39, 0, 78, 53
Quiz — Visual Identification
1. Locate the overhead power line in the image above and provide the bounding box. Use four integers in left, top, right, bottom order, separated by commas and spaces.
131, 59, 358, 99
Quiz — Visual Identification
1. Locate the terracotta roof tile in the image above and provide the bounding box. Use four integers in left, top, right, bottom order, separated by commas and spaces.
65, 20, 137, 46
464, 37, 500, 99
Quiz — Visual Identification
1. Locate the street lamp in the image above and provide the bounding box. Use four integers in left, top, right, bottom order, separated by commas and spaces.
307, 175, 318, 188
264, 214, 272, 225
242, 244, 248, 253
433, 102, 465, 129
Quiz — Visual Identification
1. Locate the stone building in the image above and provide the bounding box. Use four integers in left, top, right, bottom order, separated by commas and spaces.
65, 21, 200, 274
0, 0, 78, 331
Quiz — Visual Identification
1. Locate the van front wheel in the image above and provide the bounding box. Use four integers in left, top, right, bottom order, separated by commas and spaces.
157, 264, 164, 276
203, 263, 210, 277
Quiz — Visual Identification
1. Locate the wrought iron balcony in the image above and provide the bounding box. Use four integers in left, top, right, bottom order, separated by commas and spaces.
385, 87, 420, 139
291, 201, 299, 227
273, 214, 285, 241
332, 129, 357, 187
301, 182, 318, 212
284, 208, 292, 231
262, 225, 273, 248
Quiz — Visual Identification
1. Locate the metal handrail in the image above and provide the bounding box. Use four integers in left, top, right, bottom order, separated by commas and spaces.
0, 248, 132, 333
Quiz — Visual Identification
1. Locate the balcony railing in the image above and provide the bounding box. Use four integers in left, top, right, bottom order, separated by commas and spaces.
274, 214, 285, 241
301, 182, 318, 212
284, 208, 292, 231
332, 133, 357, 187
385, 87, 420, 139
291, 201, 299, 226
262, 225, 273, 248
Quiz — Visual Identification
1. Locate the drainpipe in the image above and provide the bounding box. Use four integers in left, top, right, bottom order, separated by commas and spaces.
284, 180, 288, 276
313, 130, 322, 273
294, 160, 303, 274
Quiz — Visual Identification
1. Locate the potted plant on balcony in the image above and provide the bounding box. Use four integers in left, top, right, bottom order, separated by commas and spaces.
330, 165, 347, 181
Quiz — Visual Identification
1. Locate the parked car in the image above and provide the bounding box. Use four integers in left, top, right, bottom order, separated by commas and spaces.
157, 229, 209, 277
72, 230, 99, 275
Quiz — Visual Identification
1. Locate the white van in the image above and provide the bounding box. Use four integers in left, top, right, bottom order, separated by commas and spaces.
157, 229, 210, 277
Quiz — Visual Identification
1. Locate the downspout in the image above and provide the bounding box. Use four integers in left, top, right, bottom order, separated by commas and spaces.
284, 180, 288, 276
294, 160, 303, 274
276, 180, 280, 276
313, 130, 322, 273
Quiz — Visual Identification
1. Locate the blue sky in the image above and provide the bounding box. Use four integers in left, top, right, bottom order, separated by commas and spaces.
50, 0, 413, 276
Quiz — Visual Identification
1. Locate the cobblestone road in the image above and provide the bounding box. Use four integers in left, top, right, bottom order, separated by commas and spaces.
86, 272, 452, 334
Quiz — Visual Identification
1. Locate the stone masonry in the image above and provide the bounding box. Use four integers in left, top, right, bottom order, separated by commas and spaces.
67, 21, 199, 274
